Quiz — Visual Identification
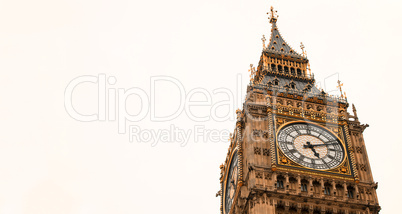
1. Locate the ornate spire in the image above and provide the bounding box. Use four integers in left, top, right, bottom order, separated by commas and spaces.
265, 7, 306, 60
300, 42, 306, 57
248, 64, 256, 85
261, 35, 266, 49
258, 7, 312, 82
337, 80, 344, 98
267, 6, 278, 23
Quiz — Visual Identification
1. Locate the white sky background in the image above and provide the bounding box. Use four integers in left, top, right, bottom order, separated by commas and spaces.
0, 0, 401, 213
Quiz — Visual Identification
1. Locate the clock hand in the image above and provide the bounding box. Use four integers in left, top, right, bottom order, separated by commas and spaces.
311, 147, 320, 158
304, 143, 338, 148
303, 141, 313, 149
303, 141, 320, 158
316, 143, 339, 147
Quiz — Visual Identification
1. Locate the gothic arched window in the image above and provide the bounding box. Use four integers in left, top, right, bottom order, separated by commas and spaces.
277, 176, 285, 189
291, 67, 295, 75
271, 64, 276, 71
324, 183, 331, 195
278, 65, 283, 72
273, 77, 279, 86
284, 66, 289, 73
347, 186, 355, 199
290, 81, 296, 90
301, 179, 308, 192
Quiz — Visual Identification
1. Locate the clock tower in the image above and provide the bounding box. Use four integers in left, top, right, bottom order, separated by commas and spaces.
219, 7, 381, 214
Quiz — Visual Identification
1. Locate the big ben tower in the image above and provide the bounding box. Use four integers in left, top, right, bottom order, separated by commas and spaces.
219, 7, 381, 214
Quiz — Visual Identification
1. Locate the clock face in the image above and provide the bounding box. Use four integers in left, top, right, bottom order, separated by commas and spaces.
276, 122, 345, 170
224, 151, 238, 214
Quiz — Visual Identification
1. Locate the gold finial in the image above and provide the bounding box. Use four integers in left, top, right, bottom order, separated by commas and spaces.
262, 35, 266, 49
300, 42, 307, 57
248, 64, 255, 75
267, 6, 278, 23
337, 80, 344, 98
248, 64, 256, 85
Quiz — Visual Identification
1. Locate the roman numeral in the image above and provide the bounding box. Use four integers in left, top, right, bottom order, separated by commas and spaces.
286, 141, 293, 145
298, 155, 305, 163
322, 159, 330, 169
306, 126, 311, 134
292, 126, 301, 135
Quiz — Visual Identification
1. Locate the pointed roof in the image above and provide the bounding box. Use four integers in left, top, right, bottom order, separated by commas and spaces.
265, 7, 307, 61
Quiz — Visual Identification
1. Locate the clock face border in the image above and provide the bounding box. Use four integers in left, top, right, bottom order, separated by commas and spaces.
222, 149, 239, 214
275, 121, 348, 172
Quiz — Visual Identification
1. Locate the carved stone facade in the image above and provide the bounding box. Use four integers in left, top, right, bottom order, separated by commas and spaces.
219, 7, 380, 214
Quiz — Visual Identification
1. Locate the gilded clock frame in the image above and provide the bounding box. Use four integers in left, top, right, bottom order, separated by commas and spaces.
222, 147, 240, 214
274, 120, 353, 177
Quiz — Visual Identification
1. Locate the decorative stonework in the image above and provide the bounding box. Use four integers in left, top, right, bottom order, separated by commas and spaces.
220, 6, 380, 214
343, 124, 359, 183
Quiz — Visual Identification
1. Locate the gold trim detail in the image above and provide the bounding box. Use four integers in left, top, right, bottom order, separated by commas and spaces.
236, 121, 244, 186
275, 166, 355, 181
275, 120, 352, 177
343, 124, 360, 183
222, 147, 239, 214
269, 111, 277, 170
